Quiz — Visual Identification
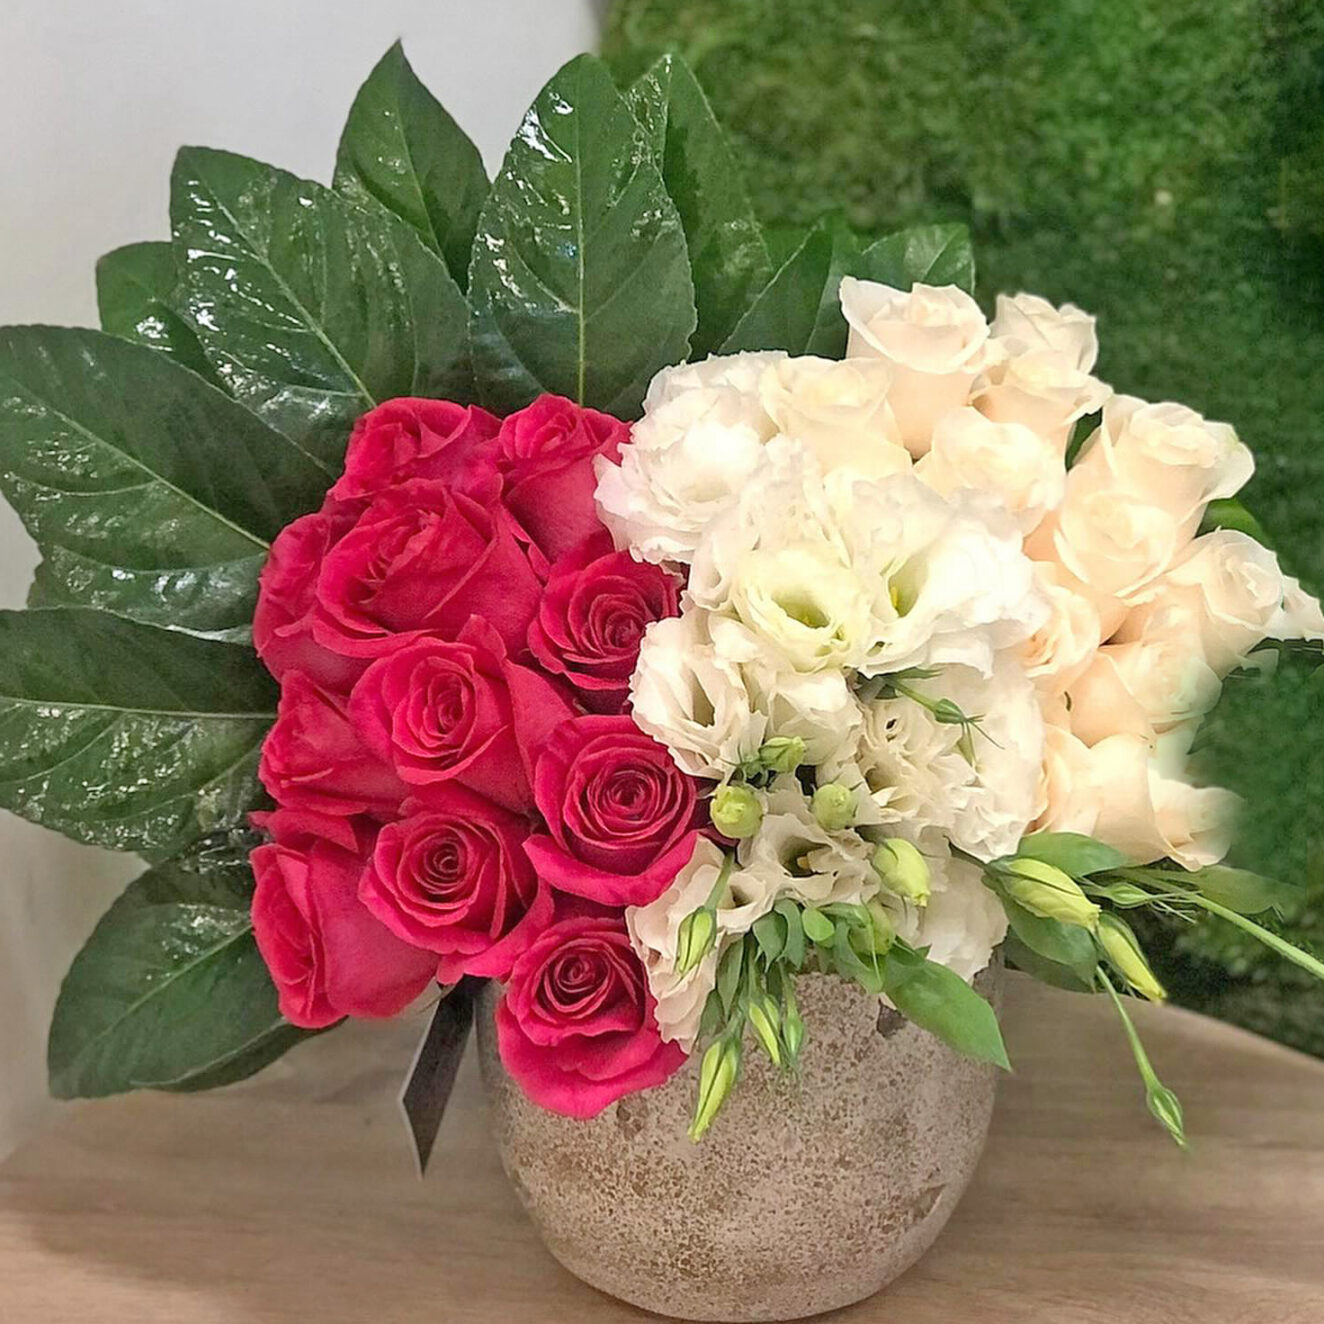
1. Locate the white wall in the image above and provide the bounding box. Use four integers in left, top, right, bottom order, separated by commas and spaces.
0, 0, 604, 1158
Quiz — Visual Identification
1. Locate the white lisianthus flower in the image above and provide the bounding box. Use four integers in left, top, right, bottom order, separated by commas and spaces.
910, 852, 1009, 983
629, 612, 764, 779
757, 355, 913, 479
916, 406, 1066, 534
1116, 530, 1289, 675
1020, 560, 1105, 694
839, 278, 994, 453
990, 292, 1101, 372
1067, 637, 1222, 746
644, 350, 788, 410
825, 659, 1045, 861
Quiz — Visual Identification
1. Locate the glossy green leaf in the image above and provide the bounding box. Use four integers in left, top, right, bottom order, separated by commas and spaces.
1002, 932, 1095, 994
334, 41, 488, 289
95, 241, 219, 383
1181, 864, 1297, 915
720, 217, 857, 357
1002, 896, 1100, 985
1015, 831, 1127, 878
0, 326, 330, 639
775, 898, 807, 969
883, 948, 1010, 1069
0, 608, 275, 857
48, 857, 313, 1098
716, 937, 745, 1015
627, 55, 771, 356
172, 147, 471, 469
752, 910, 787, 964
469, 54, 696, 416
853, 223, 976, 294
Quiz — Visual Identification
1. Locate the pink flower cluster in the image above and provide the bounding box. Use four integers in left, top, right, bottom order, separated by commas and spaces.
250, 396, 692, 1116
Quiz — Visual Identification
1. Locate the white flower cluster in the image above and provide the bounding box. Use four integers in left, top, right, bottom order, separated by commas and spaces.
595, 280, 1324, 1049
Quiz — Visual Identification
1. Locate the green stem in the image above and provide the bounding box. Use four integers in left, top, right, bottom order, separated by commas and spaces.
1185, 894, 1324, 983
705, 851, 736, 911
1099, 969, 1187, 1149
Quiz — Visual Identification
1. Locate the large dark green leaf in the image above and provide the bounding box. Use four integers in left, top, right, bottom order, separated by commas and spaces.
627, 55, 771, 356
0, 326, 330, 639
883, 947, 1010, 1069
95, 241, 219, 384
48, 858, 313, 1098
172, 147, 471, 469
853, 223, 976, 294
469, 54, 696, 417
1002, 896, 1100, 985
0, 608, 275, 857
334, 41, 488, 290
720, 217, 857, 357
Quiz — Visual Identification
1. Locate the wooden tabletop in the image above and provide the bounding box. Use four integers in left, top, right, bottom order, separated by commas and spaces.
2, 974, 1322, 1324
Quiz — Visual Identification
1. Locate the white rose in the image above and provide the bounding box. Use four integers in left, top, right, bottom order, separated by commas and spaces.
1073, 395, 1254, 522
1067, 637, 1221, 746
1117, 530, 1288, 675
911, 853, 1008, 983
756, 355, 912, 479
839, 278, 993, 454
1032, 720, 1099, 837
990, 292, 1100, 372
973, 348, 1112, 452
916, 406, 1066, 534
594, 381, 776, 564
629, 611, 764, 779
1020, 560, 1104, 694
644, 350, 788, 410
1272, 575, 1324, 643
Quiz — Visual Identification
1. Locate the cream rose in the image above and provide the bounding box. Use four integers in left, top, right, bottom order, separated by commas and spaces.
973, 349, 1111, 452
757, 355, 912, 478
991, 292, 1101, 371
839, 278, 992, 454
917, 406, 1066, 533
1020, 560, 1105, 694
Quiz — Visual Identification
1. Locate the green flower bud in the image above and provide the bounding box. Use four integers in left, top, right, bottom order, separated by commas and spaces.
810, 782, 855, 831
758, 735, 806, 774
871, 838, 931, 906
863, 900, 897, 955
748, 998, 782, 1067
1002, 857, 1101, 930
675, 907, 717, 976
689, 1036, 740, 1141
1098, 913, 1167, 1002
782, 985, 804, 1064
711, 783, 763, 839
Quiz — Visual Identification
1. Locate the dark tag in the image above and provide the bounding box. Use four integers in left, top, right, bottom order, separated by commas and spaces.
398, 977, 478, 1177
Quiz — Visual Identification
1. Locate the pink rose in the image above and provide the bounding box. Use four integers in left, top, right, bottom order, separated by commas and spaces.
360, 786, 553, 982
253, 509, 366, 691
259, 671, 406, 817
331, 398, 501, 503
495, 915, 686, 1118
528, 532, 680, 712
251, 810, 435, 1027
498, 395, 628, 560
347, 623, 574, 814
312, 479, 542, 658
524, 715, 702, 907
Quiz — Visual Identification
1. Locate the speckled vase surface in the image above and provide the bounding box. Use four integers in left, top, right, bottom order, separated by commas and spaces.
476, 967, 1001, 1322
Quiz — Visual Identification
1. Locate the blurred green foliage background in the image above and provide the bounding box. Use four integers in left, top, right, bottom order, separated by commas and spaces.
606, 0, 1324, 1054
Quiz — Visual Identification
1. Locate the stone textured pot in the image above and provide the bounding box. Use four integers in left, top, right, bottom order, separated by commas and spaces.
476, 967, 1001, 1322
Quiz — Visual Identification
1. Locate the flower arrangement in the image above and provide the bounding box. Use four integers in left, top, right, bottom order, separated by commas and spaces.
5, 46, 1322, 1165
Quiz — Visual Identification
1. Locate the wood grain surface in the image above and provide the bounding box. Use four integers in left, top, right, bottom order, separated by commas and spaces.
2, 974, 1322, 1323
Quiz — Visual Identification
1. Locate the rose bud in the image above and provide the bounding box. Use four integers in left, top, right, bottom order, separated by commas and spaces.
251, 811, 435, 1027
495, 915, 686, 1119
331, 398, 501, 503
360, 787, 554, 983
497, 395, 629, 560
523, 715, 704, 908
528, 531, 680, 712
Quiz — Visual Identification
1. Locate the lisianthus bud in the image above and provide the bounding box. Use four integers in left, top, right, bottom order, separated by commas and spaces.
748, 998, 782, 1067
711, 784, 763, 839
1098, 913, 1167, 1001
871, 838, 931, 906
758, 736, 806, 774
811, 782, 855, 831
1002, 857, 1100, 930
690, 1037, 741, 1141
675, 907, 717, 976
864, 900, 897, 954
782, 985, 804, 1064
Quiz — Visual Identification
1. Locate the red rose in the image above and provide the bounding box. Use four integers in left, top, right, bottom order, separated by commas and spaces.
251, 810, 435, 1028
331, 398, 501, 503
347, 623, 574, 814
495, 915, 686, 1119
260, 671, 406, 817
360, 786, 553, 983
523, 715, 702, 907
312, 479, 542, 658
253, 510, 366, 691
498, 395, 628, 561
528, 531, 679, 711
